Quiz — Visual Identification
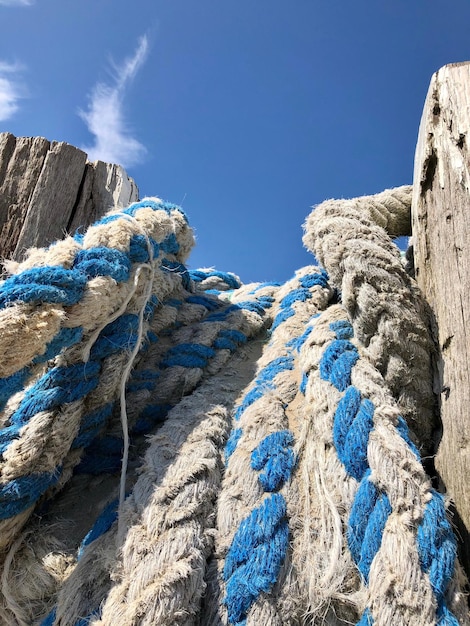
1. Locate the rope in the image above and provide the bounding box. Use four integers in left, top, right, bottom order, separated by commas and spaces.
38, 285, 274, 625
0, 198, 194, 552
303, 185, 435, 453
203, 267, 333, 625
294, 303, 467, 623
0, 187, 467, 626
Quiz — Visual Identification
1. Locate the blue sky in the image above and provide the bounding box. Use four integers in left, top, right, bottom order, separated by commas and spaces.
1, 1, 470, 283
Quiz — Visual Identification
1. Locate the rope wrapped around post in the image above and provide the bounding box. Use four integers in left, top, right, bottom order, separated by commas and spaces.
0, 187, 467, 626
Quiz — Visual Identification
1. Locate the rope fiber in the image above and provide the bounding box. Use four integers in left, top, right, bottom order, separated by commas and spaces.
0, 190, 467, 626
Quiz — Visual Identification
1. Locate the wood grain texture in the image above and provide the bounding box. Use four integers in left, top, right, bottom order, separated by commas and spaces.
0, 132, 16, 188
0, 133, 140, 263
411, 61, 470, 573
68, 160, 139, 234
0, 135, 50, 258
14, 140, 87, 257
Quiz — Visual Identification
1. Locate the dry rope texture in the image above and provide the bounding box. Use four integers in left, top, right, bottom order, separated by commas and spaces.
0, 188, 467, 626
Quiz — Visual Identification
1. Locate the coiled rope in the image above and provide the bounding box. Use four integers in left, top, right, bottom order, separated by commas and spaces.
0, 188, 467, 626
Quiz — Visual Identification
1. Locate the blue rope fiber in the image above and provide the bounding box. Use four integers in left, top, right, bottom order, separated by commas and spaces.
0, 368, 29, 413
202, 297, 273, 325
128, 234, 159, 262
318, 318, 459, 624
225, 428, 243, 464
223, 493, 290, 626
319, 339, 359, 392
0, 468, 61, 520
189, 269, 241, 289
144, 294, 159, 320
131, 403, 173, 435
71, 404, 114, 450
0, 267, 87, 308
41, 497, 121, 625
0, 199, 188, 408
33, 327, 84, 365
251, 431, 295, 492
299, 271, 329, 289
186, 294, 223, 311
75, 436, 124, 475
290, 311, 322, 395
161, 259, 191, 290
73, 247, 131, 281
271, 269, 328, 331
160, 343, 216, 369
7, 362, 100, 432
125, 369, 160, 393
89, 314, 140, 360
248, 281, 282, 294
357, 609, 374, 626
222, 274, 331, 624
417, 494, 459, 625
160, 232, 179, 255
214, 329, 247, 352
333, 388, 374, 481
125, 198, 188, 223
74, 291, 267, 476
77, 498, 119, 559
232, 355, 294, 425
40, 609, 57, 626
40, 608, 101, 626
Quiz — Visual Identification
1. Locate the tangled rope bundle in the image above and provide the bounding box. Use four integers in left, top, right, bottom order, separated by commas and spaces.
0, 188, 468, 625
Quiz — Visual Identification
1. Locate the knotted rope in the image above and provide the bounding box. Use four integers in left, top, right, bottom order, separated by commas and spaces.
0, 188, 467, 626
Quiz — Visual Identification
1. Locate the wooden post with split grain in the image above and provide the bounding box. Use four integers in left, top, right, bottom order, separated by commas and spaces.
0, 132, 139, 264
411, 61, 470, 575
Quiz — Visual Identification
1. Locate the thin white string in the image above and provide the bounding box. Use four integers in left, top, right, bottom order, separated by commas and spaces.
112, 213, 157, 542
117, 263, 155, 541
75, 210, 158, 540
80, 267, 150, 364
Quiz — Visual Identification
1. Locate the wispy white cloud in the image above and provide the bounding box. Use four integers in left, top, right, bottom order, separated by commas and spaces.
0, 62, 25, 122
79, 35, 149, 168
0, 0, 34, 6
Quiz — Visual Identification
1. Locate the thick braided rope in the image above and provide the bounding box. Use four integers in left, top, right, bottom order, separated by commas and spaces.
202, 266, 333, 626
189, 268, 242, 292
0, 284, 278, 624
0, 185, 467, 626
90, 348, 263, 626
0, 198, 194, 549
71, 281, 277, 476
296, 303, 469, 625
0, 277, 279, 625
34, 287, 276, 626
0, 198, 193, 382
30, 271, 314, 626
0, 196, 193, 417
303, 185, 436, 453
282, 308, 362, 625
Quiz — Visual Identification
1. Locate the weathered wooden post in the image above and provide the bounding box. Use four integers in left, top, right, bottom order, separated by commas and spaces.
0, 133, 139, 262
411, 62, 470, 574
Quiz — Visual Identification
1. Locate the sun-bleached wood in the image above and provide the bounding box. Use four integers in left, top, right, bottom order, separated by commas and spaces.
0, 135, 50, 258
411, 61, 470, 573
13, 141, 88, 255
0, 133, 139, 263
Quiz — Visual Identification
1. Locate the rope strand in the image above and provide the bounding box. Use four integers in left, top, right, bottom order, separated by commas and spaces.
0, 188, 466, 626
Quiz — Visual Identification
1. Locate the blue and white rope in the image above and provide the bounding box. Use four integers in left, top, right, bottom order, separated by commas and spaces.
212, 267, 332, 626
0, 198, 194, 549
298, 303, 463, 624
